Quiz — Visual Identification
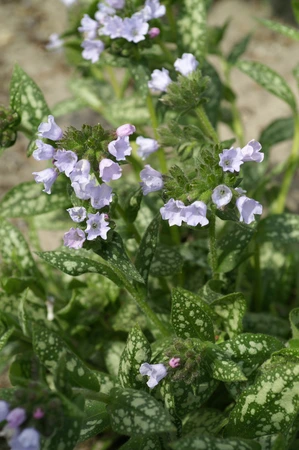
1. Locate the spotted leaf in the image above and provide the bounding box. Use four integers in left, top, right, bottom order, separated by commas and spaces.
150, 245, 183, 277
290, 308, 299, 339
119, 435, 162, 450
178, 0, 207, 62
203, 344, 247, 382
216, 225, 254, 273
119, 325, 151, 389
182, 408, 225, 436
171, 288, 214, 342
211, 292, 247, 338
107, 388, 175, 436
77, 400, 110, 443
257, 214, 299, 245
135, 215, 160, 284
170, 435, 260, 450
0, 328, 14, 352
32, 325, 99, 391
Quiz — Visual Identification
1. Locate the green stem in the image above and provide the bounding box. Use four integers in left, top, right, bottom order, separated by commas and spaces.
166, 4, 177, 40
119, 69, 131, 98
146, 94, 168, 173
271, 114, 299, 214
158, 41, 175, 64
195, 106, 218, 144
116, 204, 142, 244
209, 214, 219, 279
106, 66, 121, 99
253, 241, 262, 312
73, 388, 110, 404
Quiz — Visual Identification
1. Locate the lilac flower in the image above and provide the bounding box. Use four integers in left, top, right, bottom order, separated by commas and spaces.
116, 123, 136, 137
7, 408, 26, 429
100, 16, 124, 39
136, 136, 159, 159
140, 165, 163, 195
139, 363, 167, 389
45, 34, 64, 51
144, 0, 166, 19
78, 14, 99, 39
95, 3, 115, 23
148, 68, 172, 92
106, 0, 125, 9
85, 212, 110, 240
219, 147, 244, 173
9, 427, 40, 450
212, 185, 233, 209
241, 139, 264, 163
33, 140, 55, 161
174, 53, 199, 76
235, 187, 247, 195
160, 199, 186, 226
72, 178, 96, 200
33, 408, 44, 420
0, 401, 9, 422
122, 16, 149, 43
69, 160, 91, 183
64, 228, 86, 249
236, 196, 263, 224
37, 115, 63, 141
54, 150, 78, 176
148, 27, 160, 38
99, 159, 122, 182
90, 184, 113, 209
183, 201, 209, 227
108, 136, 132, 161
67, 206, 87, 223
169, 357, 180, 368
82, 39, 105, 63
32, 168, 58, 194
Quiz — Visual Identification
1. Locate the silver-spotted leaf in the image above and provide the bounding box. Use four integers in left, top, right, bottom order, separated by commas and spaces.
290, 308, 299, 339
211, 292, 247, 338
0, 328, 14, 352
105, 341, 126, 379
216, 225, 254, 273
135, 215, 160, 284
77, 400, 110, 443
203, 344, 247, 382
178, 0, 207, 62
182, 408, 225, 436
119, 435, 162, 450
119, 325, 151, 389
257, 214, 299, 245
150, 245, 183, 277
170, 435, 260, 450
107, 388, 175, 436
258, 18, 299, 41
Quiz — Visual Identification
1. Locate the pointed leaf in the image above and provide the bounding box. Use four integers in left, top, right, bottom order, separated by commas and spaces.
290, 308, 299, 339
135, 215, 160, 284
203, 345, 247, 382
171, 435, 260, 450
211, 292, 246, 338
257, 214, 299, 245
78, 400, 110, 442
178, 0, 207, 62
216, 225, 254, 273
258, 18, 299, 41
150, 245, 183, 277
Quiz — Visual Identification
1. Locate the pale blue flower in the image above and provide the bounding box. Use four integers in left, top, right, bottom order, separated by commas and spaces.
144, 0, 166, 19
54, 150, 78, 176
116, 123, 136, 137
78, 14, 99, 39
37, 115, 63, 141
69, 160, 91, 183
67, 207, 87, 223
82, 39, 105, 63
33, 140, 55, 161
122, 16, 149, 43
236, 195, 263, 224
212, 185, 232, 209
45, 34, 64, 51
72, 177, 96, 200
9, 427, 40, 450
85, 212, 110, 240
0, 401, 9, 422
140, 165, 163, 195
183, 201, 209, 227
219, 147, 243, 173
32, 168, 58, 194
136, 136, 159, 159
160, 198, 186, 226
64, 228, 86, 249
241, 139, 264, 163
90, 184, 113, 209
100, 16, 124, 39
99, 159, 122, 182
7, 408, 26, 429
148, 68, 172, 92
108, 136, 132, 161
140, 363, 167, 388
174, 53, 199, 76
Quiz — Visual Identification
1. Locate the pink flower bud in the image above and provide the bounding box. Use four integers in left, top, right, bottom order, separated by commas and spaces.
149, 27, 160, 39
33, 408, 44, 420
116, 124, 136, 137
169, 357, 180, 368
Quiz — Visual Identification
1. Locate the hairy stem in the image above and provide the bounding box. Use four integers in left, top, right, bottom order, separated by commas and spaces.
195, 106, 218, 144
209, 214, 219, 279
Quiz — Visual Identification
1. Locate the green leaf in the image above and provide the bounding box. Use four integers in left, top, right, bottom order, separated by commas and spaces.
9, 64, 50, 136
78, 400, 110, 442
98, 233, 145, 284
178, 0, 207, 62
171, 435, 260, 450
0, 180, 71, 218
107, 387, 175, 436
9, 352, 44, 386
237, 60, 297, 111
293, 0, 299, 24
36, 250, 123, 287
51, 97, 85, 117
171, 288, 214, 342
124, 188, 143, 224
243, 312, 290, 339
119, 325, 151, 389
130, 63, 150, 99
216, 225, 254, 273
183, 408, 225, 436
202, 61, 223, 127
135, 215, 160, 284
0, 328, 14, 352
258, 18, 299, 41
203, 344, 247, 382
105, 341, 126, 379
32, 325, 100, 391
259, 117, 294, 149
227, 34, 252, 65
0, 218, 38, 276
211, 293, 246, 338
290, 308, 299, 339
119, 436, 162, 450
257, 214, 299, 245
150, 245, 183, 277
220, 333, 284, 377
226, 362, 299, 439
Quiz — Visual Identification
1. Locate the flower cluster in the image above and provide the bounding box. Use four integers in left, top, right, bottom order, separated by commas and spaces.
148, 53, 199, 92
0, 401, 40, 450
32, 116, 136, 249
78, 0, 166, 63
140, 139, 264, 226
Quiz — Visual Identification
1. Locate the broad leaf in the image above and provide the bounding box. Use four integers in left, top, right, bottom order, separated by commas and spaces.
171, 435, 260, 450
257, 214, 299, 245
107, 387, 175, 435
203, 344, 247, 382
0, 328, 14, 352
216, 225, 254, 273
227, 34, 252, 65
150, 245, 183, 277
119, 436, 162, 449
290, 308, 299, 339
237, 60, 297, 111
135, 215, 160, 284
211, 293, 246, 338
178, 0, 207, 62
183, 408, 225, 436
77, 400, 110, 442
259, 117, 294, 149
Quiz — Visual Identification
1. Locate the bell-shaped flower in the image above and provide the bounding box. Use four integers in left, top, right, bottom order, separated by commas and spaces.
140, 165, 163, 195
108, 136, 132, 161
64, 228, 86, 249
90, 184, 113, 209
100, 16, 124, 39
67, 206, 87, 223
241, 139, 264, 163
139, 363, 167, 388
32, 168, 58, 194
85, 212, 110, 240
54, 150, 78, 176
7, 408, 26, 429
183, 201, 209, 227
99, 159, 122, 182
160, 198, 186, 226
219, 147, 244, 173
144, 0, 166, 19
9, 427, 40, 450
37, 115, 63, 141
106, 0, 125, 8
71, 177, 96, 200
116, 123, 136, 137
236, 195, 263, 224
148, 68, 172, 92
81, 39, 105, 63
33, 140, 55, 161
46, 33, 64, 51
0, 401, 9, 422
69, 159, 91, 183
212, 185, 233, 209
122, 16, 149, 43
78, 14, 99, 39
136, 136, 159, 159
174, 53, 199, 76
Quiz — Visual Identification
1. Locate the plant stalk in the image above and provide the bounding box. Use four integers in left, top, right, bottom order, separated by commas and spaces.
208, 214, 219, 279
195, 106, 218, 144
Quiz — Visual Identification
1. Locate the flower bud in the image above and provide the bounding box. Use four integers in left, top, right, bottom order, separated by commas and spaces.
148, 27, 160, 39
116, 123, 136, 137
